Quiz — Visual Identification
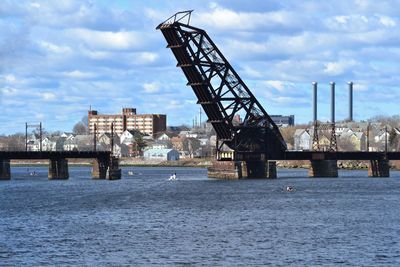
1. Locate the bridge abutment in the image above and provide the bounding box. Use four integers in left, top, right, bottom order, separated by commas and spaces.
208, 160, 277, 179
48, 159, 69, 180
92, 157, 109, 179
308, 160, 338, 178
267, 161, 277, 179
108, 157, 121, 180
368, 159, 390, 177
0, 159, 11, 180
243, 161, 277, 179
208, 161, 242, 179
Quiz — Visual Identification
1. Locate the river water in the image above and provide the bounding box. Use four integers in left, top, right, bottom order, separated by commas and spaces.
1, 166, 399, 266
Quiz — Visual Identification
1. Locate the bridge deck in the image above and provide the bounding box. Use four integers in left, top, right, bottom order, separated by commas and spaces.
282, 151, 400, 161
0, 151, 110, 160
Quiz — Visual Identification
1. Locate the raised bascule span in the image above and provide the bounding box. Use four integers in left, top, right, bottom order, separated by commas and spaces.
157, 11, 400, 179
157, 11, 286, 161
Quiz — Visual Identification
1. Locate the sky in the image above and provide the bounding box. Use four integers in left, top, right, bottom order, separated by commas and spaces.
1, 0, 400, 134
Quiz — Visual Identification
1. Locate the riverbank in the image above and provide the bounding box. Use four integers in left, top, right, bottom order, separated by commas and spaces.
10, 158, 214, 168
9, 158, 400, 170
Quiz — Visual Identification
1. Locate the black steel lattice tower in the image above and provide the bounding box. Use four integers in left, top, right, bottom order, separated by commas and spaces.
157, 11, 287, 160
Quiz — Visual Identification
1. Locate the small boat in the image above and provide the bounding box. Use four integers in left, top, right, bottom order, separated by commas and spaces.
168, 173, 177, 181
127, 171, 134, 176
286, 186, 294, 192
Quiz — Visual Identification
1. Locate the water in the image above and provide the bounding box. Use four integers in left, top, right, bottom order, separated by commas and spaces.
1, 166, 400, 266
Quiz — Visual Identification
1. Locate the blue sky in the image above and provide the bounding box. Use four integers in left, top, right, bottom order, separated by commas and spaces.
1, 0, 400, 134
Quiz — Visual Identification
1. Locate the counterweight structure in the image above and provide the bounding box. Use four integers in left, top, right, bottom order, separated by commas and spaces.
157, 11, 287, 160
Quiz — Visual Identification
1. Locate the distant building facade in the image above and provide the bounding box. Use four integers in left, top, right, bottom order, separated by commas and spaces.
88, 108, 166, 136
270, 115, 295, 127
143, 148, 180, 161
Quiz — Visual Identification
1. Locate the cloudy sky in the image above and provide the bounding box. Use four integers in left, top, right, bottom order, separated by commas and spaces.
1, 0, 400, 134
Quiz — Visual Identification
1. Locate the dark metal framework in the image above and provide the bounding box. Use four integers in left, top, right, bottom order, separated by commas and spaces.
157, 11, 287, 160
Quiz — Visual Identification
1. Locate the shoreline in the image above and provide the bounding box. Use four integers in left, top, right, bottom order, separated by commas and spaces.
8, 158, 400, 170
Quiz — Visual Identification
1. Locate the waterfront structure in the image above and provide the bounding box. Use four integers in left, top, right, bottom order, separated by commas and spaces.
88, 108, 166, 137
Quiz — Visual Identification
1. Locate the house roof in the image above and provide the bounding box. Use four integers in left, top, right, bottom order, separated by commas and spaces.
294, 129, 308, 137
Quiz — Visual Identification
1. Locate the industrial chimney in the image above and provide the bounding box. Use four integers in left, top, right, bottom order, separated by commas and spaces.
330, 82, 335, 124
312, 82, 317, 122
348, 81, 353, 121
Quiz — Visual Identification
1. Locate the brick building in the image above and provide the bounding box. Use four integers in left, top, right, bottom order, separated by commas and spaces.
88, 108, 166, 136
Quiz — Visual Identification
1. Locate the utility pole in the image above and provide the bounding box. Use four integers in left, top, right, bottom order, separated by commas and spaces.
39, 122, 42, 152
366, 123, 370, 152
94, 123, 97, 152
385, 125, 388, 154
111, 122, 114, 156
25, 122, 28, 151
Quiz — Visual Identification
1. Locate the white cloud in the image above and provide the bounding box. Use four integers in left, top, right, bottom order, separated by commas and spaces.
39, 92, 56, 101
30, 2, 40, 8
38, 41, 72, 53
379, 16, 396, 27
264, 80, 285, 92
69, 28, 143, 50
63, 70, 96, 79
1, 87, 18, 95
4, 74, 17, 83
196, 7, 297, 31
323, 60, 358, 76
143, 82, 160, 93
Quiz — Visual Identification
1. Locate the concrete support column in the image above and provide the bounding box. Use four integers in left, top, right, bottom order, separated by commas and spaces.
0, 159, 11, 180
108, 156, 121, 180
48, 159, 69, 180
267, 161, 277, 179
368, 159, 390, 177
243, 161, 266, 178
207, 161, 242, 179
309, 160, 338, 177
92, 157, 109, 179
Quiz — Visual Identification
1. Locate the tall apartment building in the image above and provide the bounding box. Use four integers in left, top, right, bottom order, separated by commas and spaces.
88, 108, 166, 136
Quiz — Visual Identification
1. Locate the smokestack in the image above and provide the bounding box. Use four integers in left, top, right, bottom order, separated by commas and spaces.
312, 82, 317, 122
330, 82, 335, 124
348, 81, 353, 121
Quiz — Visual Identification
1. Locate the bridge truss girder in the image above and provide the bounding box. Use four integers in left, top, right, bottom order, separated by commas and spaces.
157, 11, 287, 159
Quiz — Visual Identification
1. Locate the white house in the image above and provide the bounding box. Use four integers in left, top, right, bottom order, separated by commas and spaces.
294, 129, 311, 150
179, 131, 198, 138
143, 148, 180, 161
156, 133, 173, 141
120, 130, 136, 145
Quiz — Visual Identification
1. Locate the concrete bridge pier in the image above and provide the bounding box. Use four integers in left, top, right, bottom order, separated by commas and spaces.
0, 159, 11, 180
267, 161, 277, 179
48, 158, 69, 179
208, 161, 242, 179
308, 160, 338, 177
242, 161, 277, 179
108, 156, 121, 180
207, 160, 277, 179
368, 159, 390, 177
92, 157, 109, 179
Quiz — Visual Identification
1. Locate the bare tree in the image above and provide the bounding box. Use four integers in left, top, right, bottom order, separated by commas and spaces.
73, 122, 88, 135
338, 138, 356, 151
280, 126, 296, 147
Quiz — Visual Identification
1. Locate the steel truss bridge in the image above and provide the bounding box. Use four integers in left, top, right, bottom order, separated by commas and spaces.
157, 11, 400, 164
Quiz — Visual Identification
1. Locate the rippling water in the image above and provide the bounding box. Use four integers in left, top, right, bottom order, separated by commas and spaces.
1, 166, 400, 266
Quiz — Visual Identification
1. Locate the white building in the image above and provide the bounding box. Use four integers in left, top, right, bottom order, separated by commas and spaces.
293, 129, 311, 150
143, 148, 179, 161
